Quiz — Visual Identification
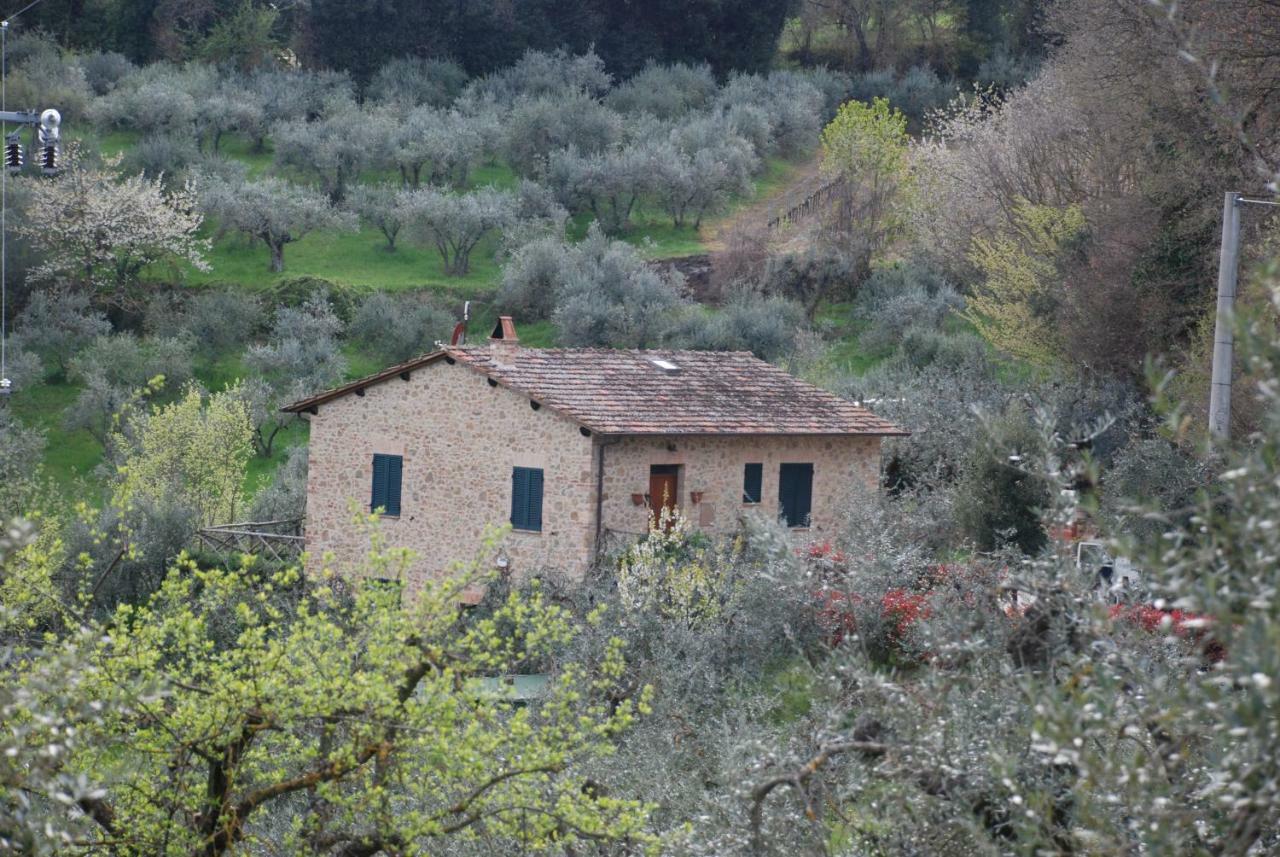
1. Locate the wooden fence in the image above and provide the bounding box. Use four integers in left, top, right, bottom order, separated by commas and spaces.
766, 175, 847, 231
197, 519, 305, 564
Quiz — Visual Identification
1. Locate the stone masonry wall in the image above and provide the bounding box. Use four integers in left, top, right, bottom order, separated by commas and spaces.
599, 434, 882, 543
304, 357, 598, 587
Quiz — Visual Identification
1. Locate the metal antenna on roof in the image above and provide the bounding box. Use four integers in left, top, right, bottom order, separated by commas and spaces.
450, 300, 470, 346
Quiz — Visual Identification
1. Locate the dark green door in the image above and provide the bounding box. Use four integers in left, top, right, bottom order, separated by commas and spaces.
778, 463, 813, 528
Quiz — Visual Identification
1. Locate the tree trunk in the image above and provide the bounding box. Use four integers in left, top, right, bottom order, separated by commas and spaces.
269, 242, 285, 273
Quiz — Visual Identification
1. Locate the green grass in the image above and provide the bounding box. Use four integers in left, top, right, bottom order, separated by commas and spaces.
813, 302, 893, 378
185, 227, 504, 294
8, 381, 103, 496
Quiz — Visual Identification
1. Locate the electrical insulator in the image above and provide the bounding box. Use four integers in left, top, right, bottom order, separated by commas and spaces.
39, 143, 57, 176
4, 140, 21, 173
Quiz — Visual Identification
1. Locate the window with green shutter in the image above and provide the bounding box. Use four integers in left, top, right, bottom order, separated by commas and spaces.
742, 463, 763, 504
778, 463, 813, 528
371, 454, 403, 517
510, 466, 544, 532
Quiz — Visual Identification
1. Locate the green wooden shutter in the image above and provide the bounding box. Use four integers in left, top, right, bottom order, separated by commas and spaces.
385, 455, 402, 516
743, 463, 763, 503
779, 463, 813, 527
511, 467, 544, 531
371, 454, 389, 512
372, 454, 403, 515
511, 468, 530, 529
527, 467, 543, 531
794, 463, 812, 526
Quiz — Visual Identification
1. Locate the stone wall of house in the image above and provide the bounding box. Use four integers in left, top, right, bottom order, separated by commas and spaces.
304, 356, 598, 588
599, 434, 882, 544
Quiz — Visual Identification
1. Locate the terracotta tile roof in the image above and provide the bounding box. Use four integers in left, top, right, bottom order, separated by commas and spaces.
285, 345, 905, 437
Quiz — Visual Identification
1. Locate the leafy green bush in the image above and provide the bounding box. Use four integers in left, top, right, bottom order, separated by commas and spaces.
262, 276, 363, 323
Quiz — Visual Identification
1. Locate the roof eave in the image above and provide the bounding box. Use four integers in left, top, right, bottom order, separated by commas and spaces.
280, 350, 449, 414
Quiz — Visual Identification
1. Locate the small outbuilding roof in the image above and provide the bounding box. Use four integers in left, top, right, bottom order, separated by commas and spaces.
283, 345, 906, 437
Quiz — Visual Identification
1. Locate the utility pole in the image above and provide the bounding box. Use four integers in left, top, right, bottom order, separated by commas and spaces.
1208, 191, 1240, 441
1208, 192, 1280, 441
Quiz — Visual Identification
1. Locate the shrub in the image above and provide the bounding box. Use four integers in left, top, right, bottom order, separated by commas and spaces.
368, 56, 468, 107
262, 277, 362, 323
348, 291, 455, 363
123, 133, 199, 180
182, 289, 266, 355
13, 288, 111, 378
503, 92, 621, 176
607, 62, 718, 119
669, 290, 803, 360
856, 266, 963, 354
954, 406, 1051, 554
764, 249, 857, 320
550, 226, 686, 347
79, 51, 135, 96
496, 235, 568, 319
248, 444, 309, 522
141, 290, 189, 338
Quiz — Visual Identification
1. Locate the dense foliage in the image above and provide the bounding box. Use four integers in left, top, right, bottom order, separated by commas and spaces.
3, 2, 1280, 854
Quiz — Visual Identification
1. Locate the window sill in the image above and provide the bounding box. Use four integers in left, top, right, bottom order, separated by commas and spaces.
372, 512, 401, 520
742, 501, 761, 507
510, 527, 543, 535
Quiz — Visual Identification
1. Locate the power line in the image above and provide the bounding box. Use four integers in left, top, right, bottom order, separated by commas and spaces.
2, 20, 9, 396
0, 0, 52, 396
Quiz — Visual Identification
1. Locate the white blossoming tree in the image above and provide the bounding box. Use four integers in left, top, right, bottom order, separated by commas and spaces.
18, 150, 209, 308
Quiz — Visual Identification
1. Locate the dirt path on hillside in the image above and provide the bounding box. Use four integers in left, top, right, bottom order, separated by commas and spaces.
699, 154, 826, 254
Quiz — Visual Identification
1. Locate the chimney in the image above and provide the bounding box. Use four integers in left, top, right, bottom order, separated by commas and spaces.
489, 315, 519, 364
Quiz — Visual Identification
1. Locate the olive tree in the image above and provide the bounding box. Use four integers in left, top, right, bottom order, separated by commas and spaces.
346, 183, 409, 251
201, 175, 355, 273
503, 92, 621, 176
368, 56, 468, 108
399, 186, 518, 276
12, 288, 110, 378
242, 294, 347, 457
88, 62, 203, 140
349, 291, 455, 363
547, 143, 661, 234
65, 334, 195, 448
273, 107, 371, 202
607, 61, 718, 119
388, 106, 486, 189
652, 137, 756, 229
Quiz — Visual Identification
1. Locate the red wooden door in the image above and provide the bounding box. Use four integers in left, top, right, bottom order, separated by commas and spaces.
649, 470, 678, 527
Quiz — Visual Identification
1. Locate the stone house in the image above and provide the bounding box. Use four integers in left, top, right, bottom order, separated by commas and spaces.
284, 318, 905, 587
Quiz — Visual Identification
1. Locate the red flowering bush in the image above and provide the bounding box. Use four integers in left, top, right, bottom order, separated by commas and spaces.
881, 588, 931, 639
